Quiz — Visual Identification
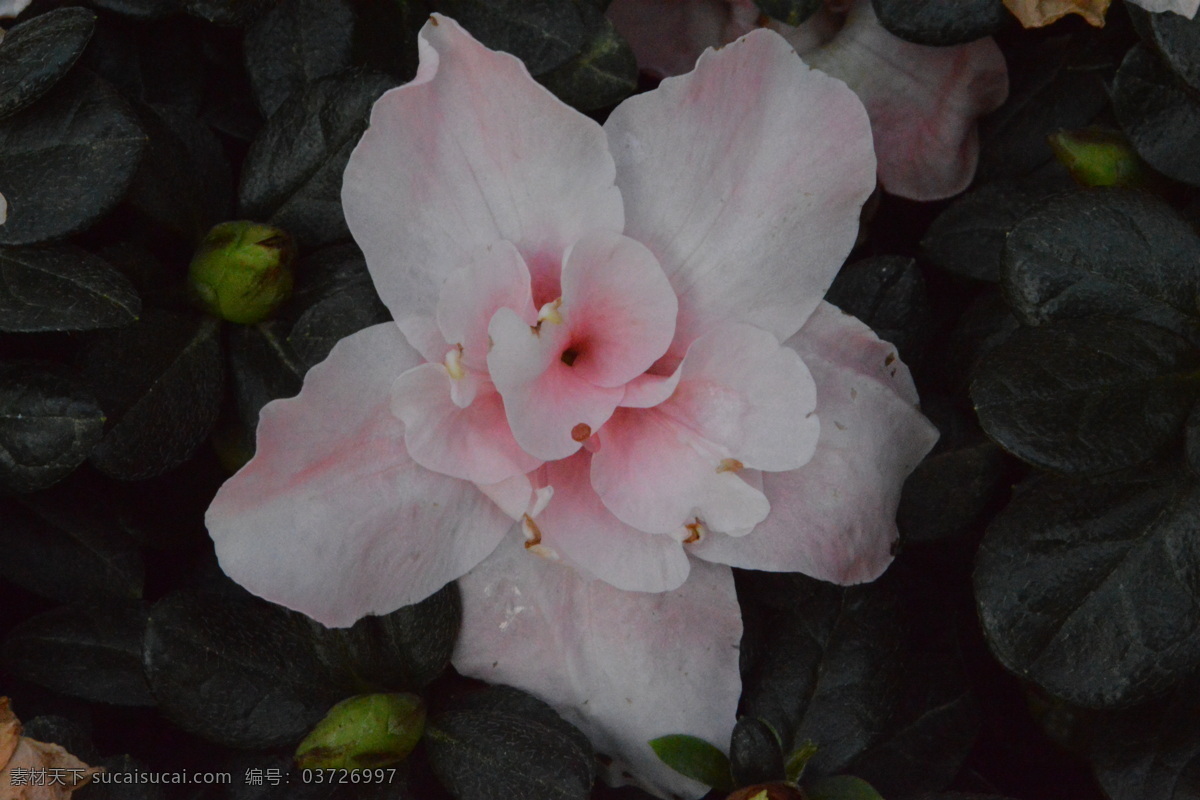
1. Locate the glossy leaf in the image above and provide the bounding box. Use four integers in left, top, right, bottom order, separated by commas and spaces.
976, 473, 1200, 708
870, 0, 1007, 46
0, 246, 140, 333
1, 602, 154, 706
0, 72, 146, 245
1002, 189, 1200, 342
0, 483, 143, 602
922, 179, 1068, 283
0, 8, 96, 120
81, 311, 224, 480
438, 0, 589, 75
238, 70, 394, 250
425, 686, 595, 800
740, 577, 904, 775
1113, 44, 1200, 187
243, 0, 356, 117
972, 317, 1200, 474
537, 10, 637, 111
0, 364, 105, 493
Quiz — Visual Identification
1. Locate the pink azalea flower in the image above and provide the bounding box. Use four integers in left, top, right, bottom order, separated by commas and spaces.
608, 0, 1009, 201
206, 15, 938, 799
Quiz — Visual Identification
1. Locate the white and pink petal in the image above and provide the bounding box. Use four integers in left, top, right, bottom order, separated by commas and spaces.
801, 0, 1008, 201
604, 27, 875, 353
342, 15, 623, 325
391, 364, 541, 485
535, 452, 692, 593
207, 323, 514, 628
454, 535, 741, 800
688, 303, 939, 584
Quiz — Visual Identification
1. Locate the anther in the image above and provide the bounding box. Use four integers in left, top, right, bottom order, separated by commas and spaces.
443, 345, 466, 380
537, 298, 563, 325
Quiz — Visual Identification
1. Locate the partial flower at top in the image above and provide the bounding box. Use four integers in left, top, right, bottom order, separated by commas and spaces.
608, 0, 1009, 201
206, 14, 938, 800
0, 0, 29, 18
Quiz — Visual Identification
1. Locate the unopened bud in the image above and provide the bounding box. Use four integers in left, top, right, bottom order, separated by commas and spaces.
295, 693, 426, 771
188, 221, 295, 324
1048, 128, 1150, 189
725, 783, 803, 800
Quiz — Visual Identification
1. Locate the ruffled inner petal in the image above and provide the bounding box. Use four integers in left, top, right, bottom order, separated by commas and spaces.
534, 452, 691, 593
557, 228, 678, 388
392, 363, 542, 486
436, 240, 535, 370
592, 323, 818, 536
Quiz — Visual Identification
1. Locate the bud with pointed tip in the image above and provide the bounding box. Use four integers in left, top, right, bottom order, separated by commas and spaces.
295, 693, 426, 771
188, 221, 295, 324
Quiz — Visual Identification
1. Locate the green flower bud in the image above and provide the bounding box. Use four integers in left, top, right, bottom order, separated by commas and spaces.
188, 221, 295, 324
1048, 128, 1150, 189
295, 693, 426, 771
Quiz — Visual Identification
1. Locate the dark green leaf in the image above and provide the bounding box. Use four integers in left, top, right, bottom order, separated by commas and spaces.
1, 602, 153, 706
921, 179, 1068, 283
438, 0, 588, 75
647, 735, 734, 792
0, 8, 96, 120
0, 245, 140, 332
239, 70, 394, 250
807, 776, 884, 800
730, 718, 785, 787
741, 577, 904, 775
537, 11, 636, 111
82, 16, 204, 113
975, 473, 1200, 708
244, 0, 357, 117
143, 587, 341, 748
977, 37, 1115, 181
869, 0, 1006, 46
0, 483, 143, 602
85, 755, 167, 800
1004, 189, 1200, 341
1141, 6, 1200, 90
91, 0, 182, 19
425, 686, 594, 800
898, 440, 1013, 544
287, 244, 390, 368
754, 0, 822, 27
1114, 44, 1200, 187
1089, 675, 1200, 800
848, 651, 979, 795
144, 582, 458, 749
229, 321, 305, 444
186, 0, 273, 26
127, 104, 234, 244
0, 364, 105, 492
971, 317, 1200, 474
303, 582, 462, 694
0, 72, 147, 245
81, 311, 224, 480
824, 256, 931, 364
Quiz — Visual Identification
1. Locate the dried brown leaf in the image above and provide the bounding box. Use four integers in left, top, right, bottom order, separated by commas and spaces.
1003, 0, 1111, 26
0, 698, 102, 800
